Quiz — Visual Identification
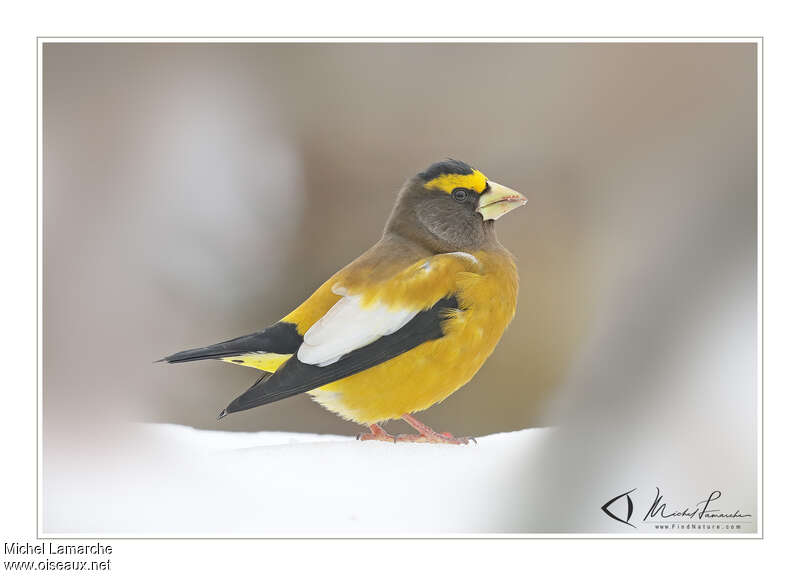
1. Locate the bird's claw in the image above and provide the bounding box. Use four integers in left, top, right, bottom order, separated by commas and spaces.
394, 433, 474, 445
356, 431, 396, 443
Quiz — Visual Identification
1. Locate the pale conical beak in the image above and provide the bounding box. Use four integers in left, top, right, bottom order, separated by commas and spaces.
477, 181, 528, 221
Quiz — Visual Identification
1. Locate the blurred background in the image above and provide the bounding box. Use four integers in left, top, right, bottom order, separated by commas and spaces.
43, 42, 757, 532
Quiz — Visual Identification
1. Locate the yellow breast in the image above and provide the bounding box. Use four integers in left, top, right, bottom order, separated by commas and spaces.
308, 249, 518, 424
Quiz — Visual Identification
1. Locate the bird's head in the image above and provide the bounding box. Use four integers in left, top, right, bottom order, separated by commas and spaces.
385, 159, 527, 252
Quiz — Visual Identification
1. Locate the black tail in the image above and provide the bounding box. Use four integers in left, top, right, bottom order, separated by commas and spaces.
160, 322, 303, 364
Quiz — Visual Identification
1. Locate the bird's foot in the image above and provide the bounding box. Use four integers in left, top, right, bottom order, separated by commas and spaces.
394, 432, 475, 445
357, 423, 396, 443
398, 413, 476, 445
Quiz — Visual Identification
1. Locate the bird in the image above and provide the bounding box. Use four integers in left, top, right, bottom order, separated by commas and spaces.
162, 159, 527, 444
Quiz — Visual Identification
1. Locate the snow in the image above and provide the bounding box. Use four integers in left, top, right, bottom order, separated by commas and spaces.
44, 424, 550, 535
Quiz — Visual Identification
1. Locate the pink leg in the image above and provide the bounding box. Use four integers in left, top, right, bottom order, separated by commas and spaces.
357, 423, 396, 442
395, 413, 476, 445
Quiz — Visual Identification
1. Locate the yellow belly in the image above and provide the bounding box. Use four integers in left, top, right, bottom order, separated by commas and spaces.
308, 250, 518, 424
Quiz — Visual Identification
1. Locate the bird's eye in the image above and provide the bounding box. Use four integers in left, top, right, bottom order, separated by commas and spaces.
453, 188, 469, 202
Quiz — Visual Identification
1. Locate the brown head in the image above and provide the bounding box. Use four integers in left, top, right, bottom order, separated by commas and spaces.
384, 159, 527, 253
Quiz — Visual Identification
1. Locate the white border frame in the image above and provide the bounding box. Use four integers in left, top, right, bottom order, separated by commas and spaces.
36, 36, 763, 540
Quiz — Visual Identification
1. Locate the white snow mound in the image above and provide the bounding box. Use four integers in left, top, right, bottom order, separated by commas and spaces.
44, 424, 549, 535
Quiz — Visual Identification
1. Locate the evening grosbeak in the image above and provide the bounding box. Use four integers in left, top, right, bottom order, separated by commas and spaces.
163, 159, 527, 444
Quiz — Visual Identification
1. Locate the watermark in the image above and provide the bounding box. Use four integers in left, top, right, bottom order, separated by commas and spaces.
601, 488, 752, 531
3, 541, 112, 572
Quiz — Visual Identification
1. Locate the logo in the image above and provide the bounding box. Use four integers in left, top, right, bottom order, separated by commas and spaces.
601, 487, 752, 530
601, 488, 636, 528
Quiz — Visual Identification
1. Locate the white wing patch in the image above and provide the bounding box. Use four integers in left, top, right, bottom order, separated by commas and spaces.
448, 251, 479, 265
297, 294, 418, 367
297, 252, 478, 368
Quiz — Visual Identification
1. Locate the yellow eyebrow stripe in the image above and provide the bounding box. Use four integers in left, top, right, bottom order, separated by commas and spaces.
423, 169, 488, 194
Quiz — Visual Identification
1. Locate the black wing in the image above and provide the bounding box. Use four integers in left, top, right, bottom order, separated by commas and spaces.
219, 295, 460, 417
161, 322, 303, 363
